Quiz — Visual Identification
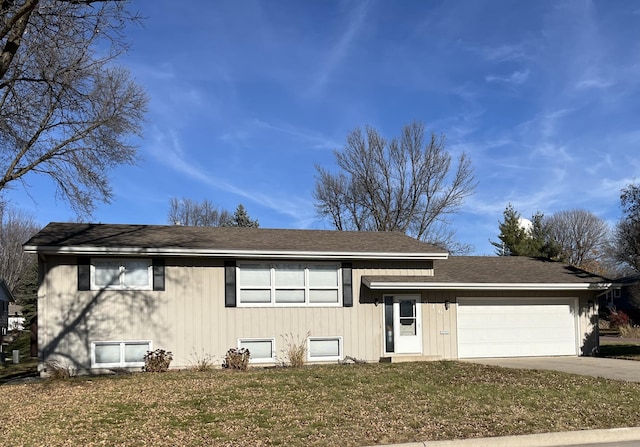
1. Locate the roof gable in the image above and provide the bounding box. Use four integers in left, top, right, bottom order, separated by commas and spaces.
24, 222, 448, 260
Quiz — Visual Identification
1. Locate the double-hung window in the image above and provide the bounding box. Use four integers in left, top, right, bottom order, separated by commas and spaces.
92, 258, 152, 290
238, 263, 341, 306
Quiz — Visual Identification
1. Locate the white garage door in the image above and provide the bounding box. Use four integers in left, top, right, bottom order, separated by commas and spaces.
457, 298, 578, 358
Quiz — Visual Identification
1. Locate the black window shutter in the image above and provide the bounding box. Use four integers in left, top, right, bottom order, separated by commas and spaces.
77, 257, 90, 291
153, 258, 165, 291
342, 262, 353, 307
225, 261, 236, 307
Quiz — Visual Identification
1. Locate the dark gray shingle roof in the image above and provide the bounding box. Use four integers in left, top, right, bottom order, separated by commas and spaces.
365, 256, 610, 285
24, 222, 447, 258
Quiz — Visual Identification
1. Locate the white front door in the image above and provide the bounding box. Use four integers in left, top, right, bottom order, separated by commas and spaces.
392, 296, 422, 354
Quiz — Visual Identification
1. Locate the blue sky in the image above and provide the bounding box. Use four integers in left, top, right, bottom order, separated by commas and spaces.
8, 0, 640, 255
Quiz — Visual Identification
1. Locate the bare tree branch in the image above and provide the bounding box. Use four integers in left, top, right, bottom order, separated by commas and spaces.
0, 202, 39, 294
0, 0, 146, 216
168, 198, 233, 227
545, 209, 610, 269
314, 121, 477, 252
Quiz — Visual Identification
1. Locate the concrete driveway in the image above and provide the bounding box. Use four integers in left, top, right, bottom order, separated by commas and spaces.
464, 356, 640, 382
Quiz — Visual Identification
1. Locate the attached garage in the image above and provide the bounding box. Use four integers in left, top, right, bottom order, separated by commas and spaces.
362, 256, 609, 360
457, 298, 578, 358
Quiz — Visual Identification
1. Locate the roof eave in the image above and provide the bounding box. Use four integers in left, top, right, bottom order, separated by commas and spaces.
363, 279, 611, 291
23, 245, 449, 261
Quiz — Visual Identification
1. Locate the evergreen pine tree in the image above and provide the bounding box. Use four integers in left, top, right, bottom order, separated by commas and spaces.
491, 204, 528, 256
224, 204, 259, 228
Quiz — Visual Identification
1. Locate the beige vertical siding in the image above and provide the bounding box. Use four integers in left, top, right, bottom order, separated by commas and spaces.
39, 257, 437, 371
38, 256, 601, 373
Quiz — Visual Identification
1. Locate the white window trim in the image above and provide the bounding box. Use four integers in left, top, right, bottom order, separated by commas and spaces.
307, 336, 343, 362
90, 258, 153, 291
237, 338, 276, 363
237, 262, 342, 307
91, 340, 152, 368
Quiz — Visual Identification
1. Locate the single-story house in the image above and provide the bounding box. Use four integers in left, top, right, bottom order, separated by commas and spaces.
23, 222, 611, 374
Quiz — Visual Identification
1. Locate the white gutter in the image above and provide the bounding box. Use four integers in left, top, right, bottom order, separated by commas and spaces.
362, 278, 611, 291
22, 245, 449, 261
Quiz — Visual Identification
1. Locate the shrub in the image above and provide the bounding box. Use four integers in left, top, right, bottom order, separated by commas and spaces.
45, 361, 74, 379
222, 348, 250, 370
143, 349, 173, 372
619, 325, 640, 339
280, 332, 308, 368
190, 351, 216, 372
609, 310, 631, 329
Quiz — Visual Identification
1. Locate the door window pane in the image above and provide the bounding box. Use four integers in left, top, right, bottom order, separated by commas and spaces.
400, 300, 415, 318
399, 319, 416, 336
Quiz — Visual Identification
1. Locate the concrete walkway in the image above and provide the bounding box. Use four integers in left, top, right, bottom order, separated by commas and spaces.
364, 427, 640, 447
463, 356, 640, 382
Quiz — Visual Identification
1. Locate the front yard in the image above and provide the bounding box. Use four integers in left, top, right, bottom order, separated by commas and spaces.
3, 361, 640, 447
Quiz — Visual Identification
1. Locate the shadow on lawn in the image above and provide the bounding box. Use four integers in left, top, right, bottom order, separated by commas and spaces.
598, 344, 640, 360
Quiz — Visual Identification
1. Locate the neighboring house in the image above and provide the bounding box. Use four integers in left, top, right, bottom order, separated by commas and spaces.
23, 222, 611, 374
602, 273, 640, 322
0, 280, 15, 354
8, 303, 25, 331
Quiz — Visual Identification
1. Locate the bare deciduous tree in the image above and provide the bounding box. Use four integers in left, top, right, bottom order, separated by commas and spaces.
614, 183, 640, 272
0, 203, 39, 294
314, 121, 476, 252
545, 209, 609, 270
0, 0, 147, 216
168, 198, 232, 227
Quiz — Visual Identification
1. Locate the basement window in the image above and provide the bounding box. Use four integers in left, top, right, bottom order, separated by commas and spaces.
91, 340, 151, 368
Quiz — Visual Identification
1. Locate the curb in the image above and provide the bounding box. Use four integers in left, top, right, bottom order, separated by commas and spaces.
364, 427, 640, 447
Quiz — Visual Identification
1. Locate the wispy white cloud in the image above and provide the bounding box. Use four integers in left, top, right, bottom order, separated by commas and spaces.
575, 76, 613, 90
252, 119, 340, 150
308, 1, 371, 96
482, 44, 528, 62
531, 142, 574, 164
485, 69, 530, 85
517, 108, 574, 141
147, 126, 316, 227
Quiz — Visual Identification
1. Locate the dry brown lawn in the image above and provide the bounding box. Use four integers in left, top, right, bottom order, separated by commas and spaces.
3, 361, 640, 446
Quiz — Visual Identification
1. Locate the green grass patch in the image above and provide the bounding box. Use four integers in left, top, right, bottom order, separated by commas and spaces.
3, 362, 640, 446
0, 358, 38, 383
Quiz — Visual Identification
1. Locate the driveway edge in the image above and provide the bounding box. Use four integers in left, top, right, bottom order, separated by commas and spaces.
366, 427, 640, 447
